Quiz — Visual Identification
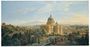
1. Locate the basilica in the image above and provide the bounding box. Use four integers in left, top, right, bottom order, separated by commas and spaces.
43, 14, 63, 35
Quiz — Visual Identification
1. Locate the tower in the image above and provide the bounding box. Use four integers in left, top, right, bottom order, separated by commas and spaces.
53, 22, 60, 34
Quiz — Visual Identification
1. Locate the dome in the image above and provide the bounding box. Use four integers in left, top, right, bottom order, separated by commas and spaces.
47, 14, 55, 25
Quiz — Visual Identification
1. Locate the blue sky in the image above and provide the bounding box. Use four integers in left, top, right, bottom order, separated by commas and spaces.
2, 1, 89, 25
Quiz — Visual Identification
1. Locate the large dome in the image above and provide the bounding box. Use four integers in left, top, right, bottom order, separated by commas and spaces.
47, 15, 55, 25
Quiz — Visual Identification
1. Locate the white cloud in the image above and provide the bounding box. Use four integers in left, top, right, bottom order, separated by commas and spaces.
37, 1, 74, 15
35, 1, 73, 15
62, 2, 73, 12
36, 2, 55, 15
37, 4, 52, 14
16, 8, 36, 15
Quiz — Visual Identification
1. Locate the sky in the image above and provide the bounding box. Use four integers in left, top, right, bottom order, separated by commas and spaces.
1, 0, 88, 1
2, 1, 89, 25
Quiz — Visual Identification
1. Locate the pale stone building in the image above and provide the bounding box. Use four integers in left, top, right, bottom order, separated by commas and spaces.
43, 14, 63, 35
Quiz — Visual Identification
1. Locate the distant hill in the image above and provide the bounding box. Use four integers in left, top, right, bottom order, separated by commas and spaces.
13, 21, 46, 26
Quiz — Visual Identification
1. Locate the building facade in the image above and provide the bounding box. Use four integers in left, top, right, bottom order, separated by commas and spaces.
43, 14, 63, 35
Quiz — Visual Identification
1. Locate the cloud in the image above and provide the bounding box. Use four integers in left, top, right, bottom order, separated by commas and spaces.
37, 4, 52, 14
62, 2, 73, 12
35, 1, 73, 15
16, 8, 36, 15
60, 13, 89, 25
33, 1, 88, 25
36, 1, 55, 15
